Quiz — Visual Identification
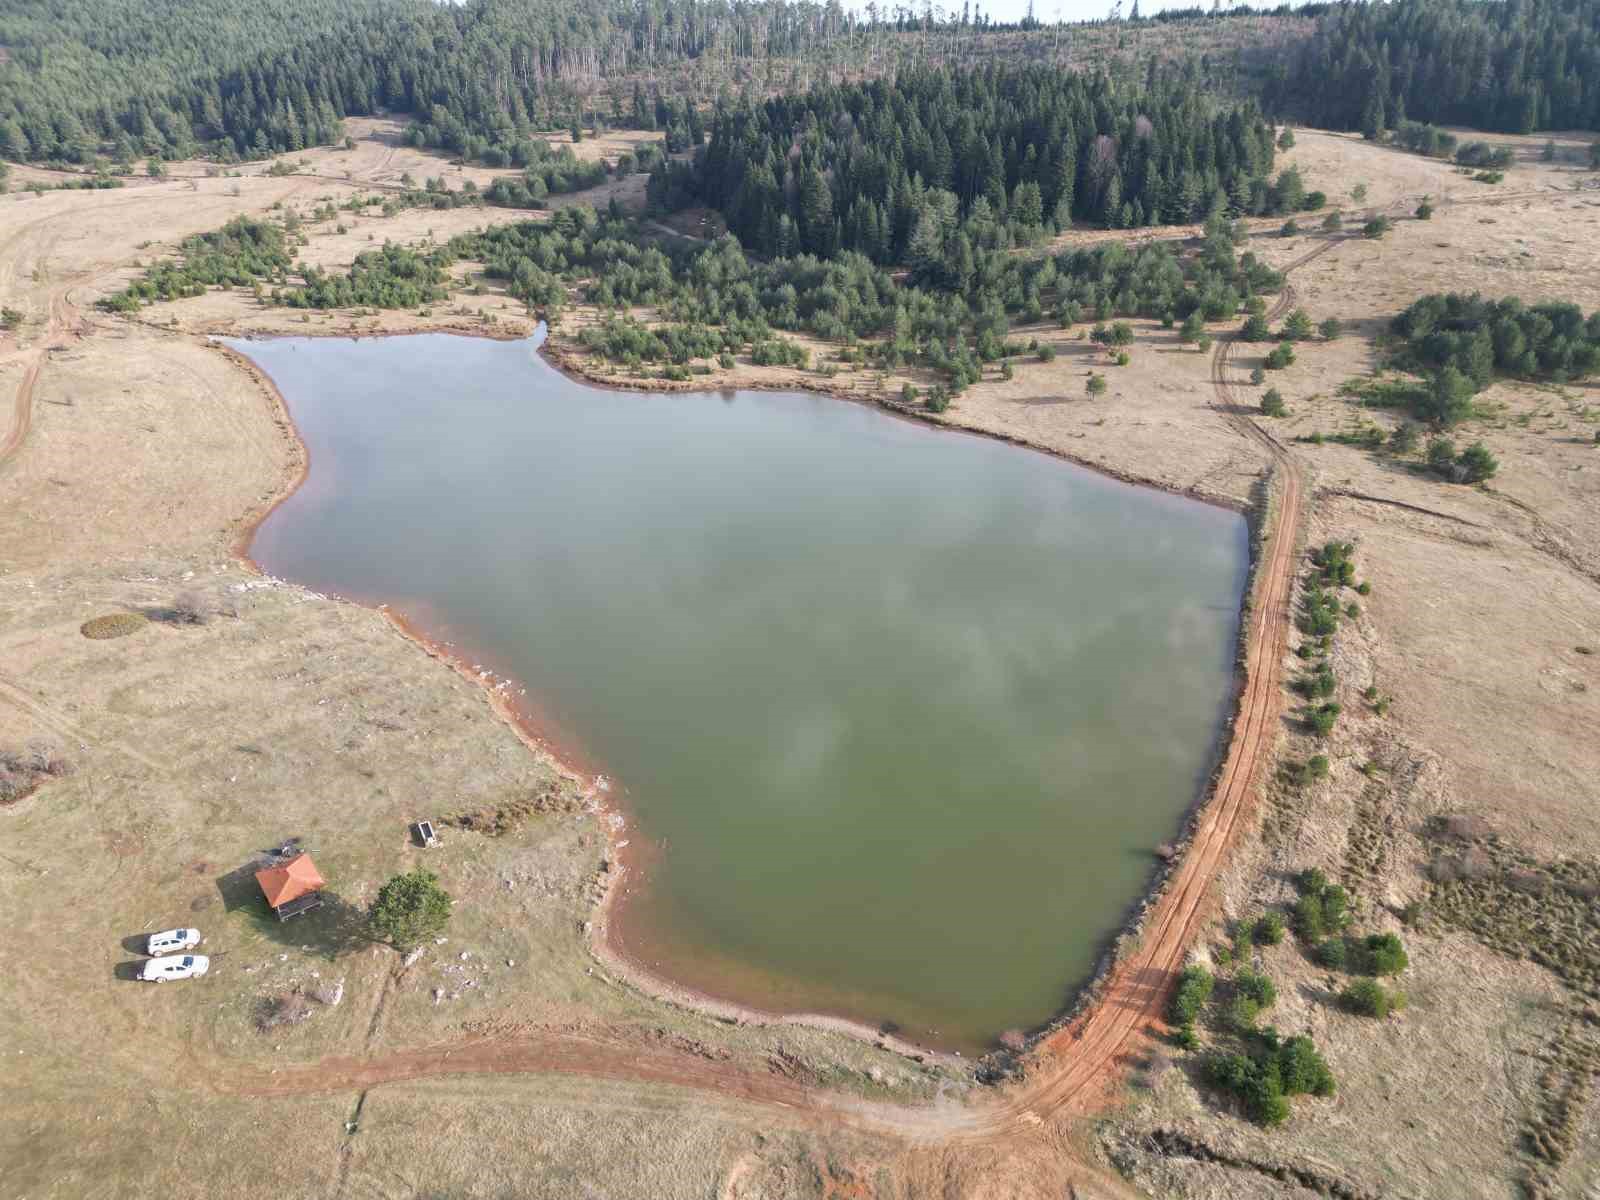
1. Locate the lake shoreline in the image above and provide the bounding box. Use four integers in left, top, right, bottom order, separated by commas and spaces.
220, 324, 1261, 1067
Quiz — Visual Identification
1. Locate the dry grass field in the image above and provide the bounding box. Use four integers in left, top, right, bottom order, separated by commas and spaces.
3, 118, 1600, 1198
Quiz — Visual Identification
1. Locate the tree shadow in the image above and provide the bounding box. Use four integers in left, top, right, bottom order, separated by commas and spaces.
237, 891, 373, 962
217, 854, 372, 961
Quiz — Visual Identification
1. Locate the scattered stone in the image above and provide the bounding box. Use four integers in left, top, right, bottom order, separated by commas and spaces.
432, 988, 443, 1005
311, 979, 344, 1007
402, 945, 426, 969
459, 951, 470, 961
506, 959, 515, 968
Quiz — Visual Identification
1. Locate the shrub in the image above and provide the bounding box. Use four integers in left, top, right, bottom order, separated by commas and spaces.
901, 382, 917, 404
255, 991, 312, 1031
717, 352, 735, 369
1415, 199, 1434, 220
1261, 388, 1287, 417
1249, 366, 1265, 386
1319, 317, 1341, 341
1389, 422, 1420, 454
1340, 977, 1394, 1017
1294, 894, 1326, 942
1365, 932, 1409, 975
1281, 219, 1299, 237
1363, 216, 1392, 239
1322, 211, 1343, 232
1297, 868, 1329, 896
1320, 885, 1350, 930
1317, 937, 1349, 969
1307, 754, 1330, 779
172, 590, 210, 625
924, 386, 950, 414
1086, 373, 1107, 396
368, 868, 453, 952
1170, 965, 1215, 1025
1113, 350, 1130, 366
1456, 441, 1499, 482
1038, 343, 1055, 362
1253, 912, 1286, 946
1307, 702, 1341, 736
1266, 342, 1295, 370
1236, 970, 1277, 1008
1225, 993, 1262, 1033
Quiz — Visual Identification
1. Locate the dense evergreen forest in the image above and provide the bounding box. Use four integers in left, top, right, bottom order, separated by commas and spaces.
1268, 0, 1600, 135
671, 65, 1308, 267
0, 0, 1283, 165
5, 0, 1590, 171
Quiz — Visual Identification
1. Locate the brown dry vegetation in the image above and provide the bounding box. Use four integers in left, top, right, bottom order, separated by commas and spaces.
3, 121, 1600, 1198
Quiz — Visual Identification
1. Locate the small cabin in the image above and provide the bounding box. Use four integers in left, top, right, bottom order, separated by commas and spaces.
254, 852, 326, 921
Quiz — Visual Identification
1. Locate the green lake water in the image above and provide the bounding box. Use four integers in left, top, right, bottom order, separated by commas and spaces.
239, 331, 1248, 1053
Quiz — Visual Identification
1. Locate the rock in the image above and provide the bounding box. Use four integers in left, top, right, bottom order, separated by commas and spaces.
311, 979, 345, 1007
432, 988, 443, 1005
434, 936, 448, 945
459, 950, 470, 961
402, 945, 426, 969
506, 959, 515, 968
868, 1067, 887, 1085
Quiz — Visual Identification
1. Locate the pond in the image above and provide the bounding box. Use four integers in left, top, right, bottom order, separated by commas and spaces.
239, 331, 1249, 1053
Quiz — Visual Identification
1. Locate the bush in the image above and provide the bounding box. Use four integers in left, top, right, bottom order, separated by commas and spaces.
1389, 422, 1420, 453
1280, 219, 1299, 237
172, 590, 210, 625
1307, 754, 1330, 779
1038, 343, 1056, 362
1170, 965, 1215, 1025
1204, 1035, 1334, 1125
1415, 200, 1434, 220
1253, 912, 1286, 946
369, 869, 453, 952
1297, 868, 1329, 896
1294, 894, 1326, 941
1456, 441, 1499, 482
1236, 969, 1277, 1008
1261, 388, 1287, 417
1307, 702, 1341, 736
1086, 373, 1107, 396
1363, 216, 1392, 239
1266, 342, 1295, 370
1319, 317, 1341, 341
1322, 211, 1343, 232
1225, 993, 1262, 1033
1340, 977, 1394, 1017
1317, 937, 1349, 969
1365, 932, 1409, 975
